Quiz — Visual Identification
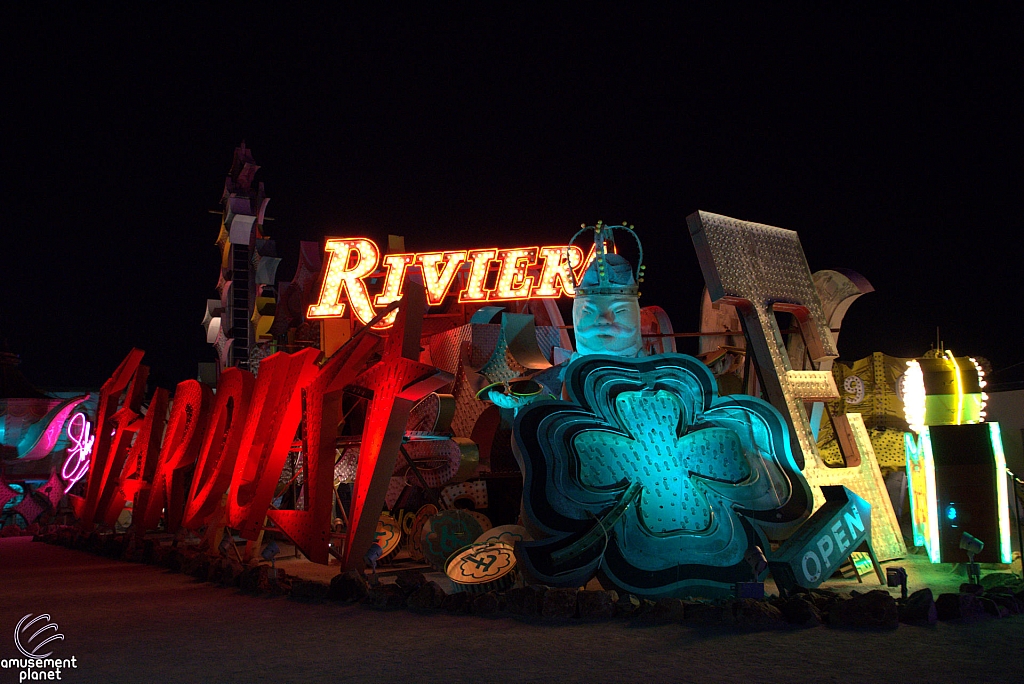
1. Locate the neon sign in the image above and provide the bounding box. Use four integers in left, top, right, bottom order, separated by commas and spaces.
61, 413, 94, 493
307, 238, 585, 328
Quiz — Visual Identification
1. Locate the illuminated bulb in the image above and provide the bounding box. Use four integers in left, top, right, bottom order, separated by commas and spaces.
903, 360, 926, 434
491, 248, 538, 300
534, 245, 583, 297
416, 251, 467, 306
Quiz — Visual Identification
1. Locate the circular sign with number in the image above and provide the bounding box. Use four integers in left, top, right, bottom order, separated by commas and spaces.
420, 510, 484, 571
446, 541, 518, 593
474, 524, 531, 547
375, 513, 402, 560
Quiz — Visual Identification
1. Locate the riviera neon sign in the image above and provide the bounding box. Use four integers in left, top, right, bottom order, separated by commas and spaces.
307, 238, 586, 328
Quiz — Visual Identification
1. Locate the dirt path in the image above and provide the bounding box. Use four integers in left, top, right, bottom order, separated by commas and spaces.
2, 537, 1022, 683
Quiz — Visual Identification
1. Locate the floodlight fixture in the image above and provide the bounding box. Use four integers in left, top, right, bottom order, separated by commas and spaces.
886, 566, 908, 600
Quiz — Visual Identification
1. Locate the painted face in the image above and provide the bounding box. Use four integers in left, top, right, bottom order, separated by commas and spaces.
572, 294, 643, 357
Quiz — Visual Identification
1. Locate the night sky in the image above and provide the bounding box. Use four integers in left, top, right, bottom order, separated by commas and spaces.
5, 6, 1023, 392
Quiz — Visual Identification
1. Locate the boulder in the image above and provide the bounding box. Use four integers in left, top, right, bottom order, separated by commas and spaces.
935, 592, 987, 622
505, 585, 546, 617
394, 570, 428, 595
984, 591, 1020, 615
577, 590, 618, 620
978, 597, 1007, 618
219, 560, 245, 587
472, 591, 501, 615
407, 581, 447, 610
541, 587, 578, 619
780, 596, 822, 627
442, 591, 473, 614
614, 593, 642, 618
730, 598, 786, 630
980, 572, 1024, 594
328, 571, 368, 603
649, 597, 687, 623
827, 590, 898, 629
367, 583, 407, 610
899, 588, 937, 625
683, 601, 726, 626
184, 554, 211, 579
290, 579, 330, 603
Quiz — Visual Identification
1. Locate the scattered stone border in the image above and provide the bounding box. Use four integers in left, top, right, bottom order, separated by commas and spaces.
34, 527, 1024, 631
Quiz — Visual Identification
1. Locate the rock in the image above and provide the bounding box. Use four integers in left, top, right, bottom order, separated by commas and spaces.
577, 590, 618, 620
184, 554, 211, 579
959, 583, 984, 595
827, 590, 898, 629
150, 545, 172, 567
650, 597, 687, 623
807, 588, 841, 610
220, 560, 245, 587
683, 601, 726, 626
980, 572, 1024, 594
780, 596, 822, 626
614, 593, 642, 618
541, 587, 578, 619
367, 583, 407, 610
393, 570, 428, 595
407, 581, 447, 610
730, 599, 786, 630
978, 597, 1007, 618
984, 591, 1020, 615
505, 585, 546, 617
636, 599, 657, 618
442, 591, 473, 614
290, 579, 330, 603
899, 588, 937, 625
472, 591, 501, 615
328, 571, 368, 603
165, 549, 185, 572
935, 592, 987, 622
239, 565, 265, 594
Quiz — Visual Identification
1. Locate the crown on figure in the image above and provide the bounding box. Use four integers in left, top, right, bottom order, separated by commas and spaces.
568, 221, 645, 297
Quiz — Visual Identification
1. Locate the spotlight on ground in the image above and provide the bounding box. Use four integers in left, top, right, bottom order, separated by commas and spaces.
959, 532, 984, 586
886, 566, 908, 599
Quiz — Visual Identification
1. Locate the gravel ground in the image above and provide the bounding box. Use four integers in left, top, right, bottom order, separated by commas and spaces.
2, 537, 1022, 684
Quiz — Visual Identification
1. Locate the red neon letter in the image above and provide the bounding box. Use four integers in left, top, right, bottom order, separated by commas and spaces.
100, 388, 169, 527
139, 380, 212, 533
267, 333, 380, 563
181, 367, 255, 529
227, 348, 321, 540
75, 349, 148, 529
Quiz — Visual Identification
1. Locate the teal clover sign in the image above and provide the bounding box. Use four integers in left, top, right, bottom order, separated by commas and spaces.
513, 353, 813, 598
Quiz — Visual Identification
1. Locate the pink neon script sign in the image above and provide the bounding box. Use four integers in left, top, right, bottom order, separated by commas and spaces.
62, 413, 94, 493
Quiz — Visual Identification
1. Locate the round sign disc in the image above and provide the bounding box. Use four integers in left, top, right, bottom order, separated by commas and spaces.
446, 541, 518, 593
420, 510, 484, 571
375, 513, 402, 560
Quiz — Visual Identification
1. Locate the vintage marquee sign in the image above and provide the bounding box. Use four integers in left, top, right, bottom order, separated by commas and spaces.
307, 238, 586, 328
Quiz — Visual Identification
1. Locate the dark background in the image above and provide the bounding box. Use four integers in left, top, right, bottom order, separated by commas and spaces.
4, 5, 1022, 391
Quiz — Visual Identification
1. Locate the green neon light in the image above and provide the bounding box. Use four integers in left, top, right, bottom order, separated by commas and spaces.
904, 431, 926, 547
921, 427, 941, 563
988, 422, 1013, 564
